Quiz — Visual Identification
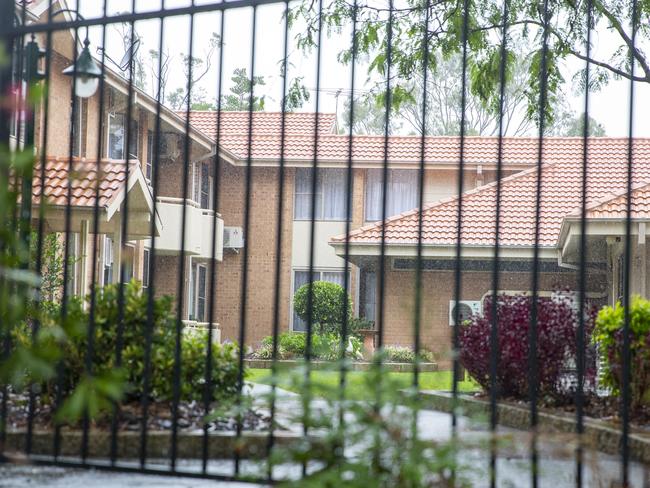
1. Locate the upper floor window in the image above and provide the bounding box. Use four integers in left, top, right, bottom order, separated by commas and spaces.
365, 169, 419, 221
145, 130, 154, 181
191, 162, 213, 210
294, 168, 348, 221
107, 112, 139, 160
71, 98, 85, 157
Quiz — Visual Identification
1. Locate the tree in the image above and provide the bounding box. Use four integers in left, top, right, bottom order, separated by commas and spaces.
290, 0, 650, 129
220, 68, 267, 111
168, 32, 221, 110
548, 112, 607, 136
339, 94, 403, 135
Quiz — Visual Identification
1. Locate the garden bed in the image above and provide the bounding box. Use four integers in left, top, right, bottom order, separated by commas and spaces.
244, 358, 437, 372
4, 391, 271, 434
418, 390, 650, 464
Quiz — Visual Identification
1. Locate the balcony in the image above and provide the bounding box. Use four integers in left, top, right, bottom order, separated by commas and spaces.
153, 197, 224, 260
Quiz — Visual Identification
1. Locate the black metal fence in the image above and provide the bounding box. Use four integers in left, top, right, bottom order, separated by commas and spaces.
0, 0, 648, 486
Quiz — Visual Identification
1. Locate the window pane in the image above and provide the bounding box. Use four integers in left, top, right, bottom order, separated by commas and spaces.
142, 249, 150, 288
294, 168, 313, 220
146, 130, 153, 180
387, 170, 418, 217
365, 169, 383, 221
108, 113, 125, 159
360, 270, 377, 323
200, 164, 211, 209
197, 266, 207, 322
321, 169, 348, 220
129, 118, 139, 158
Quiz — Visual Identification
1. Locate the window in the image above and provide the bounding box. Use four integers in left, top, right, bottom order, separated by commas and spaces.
123, 245, 135, 282
189, 263, 207, 321
142, 248, 150, 288
145, 130, 154, 181
292, 269, 349, 331
192, 162, 213, 209
107, 113, 139, 159
71, 98, 85, 157
67, 233, 79, 296
365, 169, 419, 221
103, 236, 114, 285
359, 270, 376, 323
294, 168, 348, 221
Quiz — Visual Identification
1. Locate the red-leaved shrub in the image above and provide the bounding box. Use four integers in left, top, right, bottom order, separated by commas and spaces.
459, 294, 597, 400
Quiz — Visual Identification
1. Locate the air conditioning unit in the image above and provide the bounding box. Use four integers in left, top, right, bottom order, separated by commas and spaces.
449, 300, 481, 326
223, 226, 244, 249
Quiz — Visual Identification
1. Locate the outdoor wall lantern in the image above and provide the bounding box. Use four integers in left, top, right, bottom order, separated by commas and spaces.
56, 9, 102, 98
62, 37, 102, 98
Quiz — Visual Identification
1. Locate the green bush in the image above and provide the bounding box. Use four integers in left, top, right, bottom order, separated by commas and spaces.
594, 296, 650, 410
293, 281, 353, 335
255, 331, 362, 361
52, 280, 239, 404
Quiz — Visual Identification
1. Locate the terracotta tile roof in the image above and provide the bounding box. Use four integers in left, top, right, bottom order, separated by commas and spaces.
580, 183, 650, 220
32, 156, 139, 209
333, 140, 650, 248
179, 111, 338, 137
215, 135, 650, 166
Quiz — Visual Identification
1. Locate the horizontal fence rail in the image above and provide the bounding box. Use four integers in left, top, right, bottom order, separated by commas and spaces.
0, 0, 648, 486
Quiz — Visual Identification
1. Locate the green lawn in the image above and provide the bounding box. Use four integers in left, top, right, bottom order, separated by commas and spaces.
247, 368, 478, 401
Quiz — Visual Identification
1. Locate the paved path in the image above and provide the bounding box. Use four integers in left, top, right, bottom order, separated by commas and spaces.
0, 383, 647, 487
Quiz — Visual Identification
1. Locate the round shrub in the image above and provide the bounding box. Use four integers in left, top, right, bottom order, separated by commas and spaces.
293, 281, 353, 335
594, 296, 650, 411
459, 294, 596, 400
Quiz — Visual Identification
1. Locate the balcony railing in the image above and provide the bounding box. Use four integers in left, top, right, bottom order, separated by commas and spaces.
153, 196, 224, 260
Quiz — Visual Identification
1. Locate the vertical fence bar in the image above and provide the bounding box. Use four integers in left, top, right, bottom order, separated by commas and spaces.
451, 0, 470, 468
412, 0, 431, 444
302, 0, 325, 477
528, 1, 551, 486
171, 3, 197, 471
488, 1, 510, 486
81, 0, 109, 463
110, 0, 138, 464
140, 0, 167, 470
337, 0, 358, 457
575, 0, 594, 485
234, 5, 258, 476
202, 7, 225, 477
266, 1, 290, 480
27, 0, 55, 457
621, 1, 639, 485
53, 3, 82, 458
0, 0, 16, 457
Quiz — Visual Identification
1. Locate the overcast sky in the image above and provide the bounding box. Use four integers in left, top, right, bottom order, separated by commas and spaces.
70, 0, 650, 137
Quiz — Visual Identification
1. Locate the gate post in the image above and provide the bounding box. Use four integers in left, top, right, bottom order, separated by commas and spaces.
0, 3, 14, 152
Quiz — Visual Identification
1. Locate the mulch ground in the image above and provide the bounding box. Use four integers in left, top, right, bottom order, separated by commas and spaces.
4, 391, 272, 432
